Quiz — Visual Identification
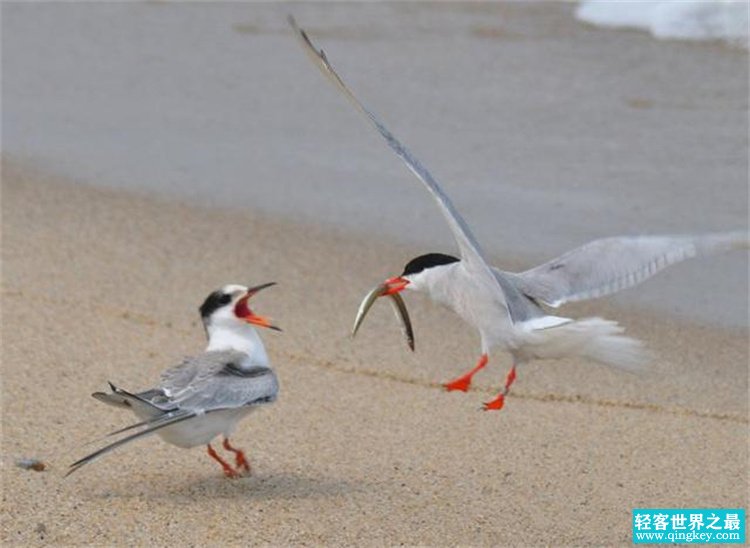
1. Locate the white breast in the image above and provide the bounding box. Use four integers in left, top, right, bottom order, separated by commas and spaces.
157, 408, 254, 448
412, 263, 514, 348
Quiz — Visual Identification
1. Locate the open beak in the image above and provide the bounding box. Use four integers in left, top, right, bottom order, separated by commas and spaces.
235, 282, 282, 331
245, 281, 277, 297
352, 277, 414, 351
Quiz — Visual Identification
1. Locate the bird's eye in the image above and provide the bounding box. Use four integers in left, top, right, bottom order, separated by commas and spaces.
219, 294, 232, 305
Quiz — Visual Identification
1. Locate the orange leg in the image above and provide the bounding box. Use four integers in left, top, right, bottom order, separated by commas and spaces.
207, 443, 239, 478
482, 364, 517, 411
444, 354, 489, 392
222, 438, 251, 474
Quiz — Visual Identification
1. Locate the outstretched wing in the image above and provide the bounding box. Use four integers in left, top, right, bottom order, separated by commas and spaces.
289, 16, 510, 320
508, 232, 749, 307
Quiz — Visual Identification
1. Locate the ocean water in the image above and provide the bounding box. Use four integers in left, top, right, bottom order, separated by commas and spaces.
3, 2, 748, 327
577, 0, 749, 48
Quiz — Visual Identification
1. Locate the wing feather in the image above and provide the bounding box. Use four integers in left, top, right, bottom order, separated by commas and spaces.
289, 17, 511, 322
510, 232, 748, 307
66, 411, 197, 477
70, 352, 279, 475
160, 350, 279, 411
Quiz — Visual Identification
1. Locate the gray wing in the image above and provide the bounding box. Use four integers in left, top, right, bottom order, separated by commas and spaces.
160, 350, 279, 411
159, 355, 203, 395
290, 17, 511, 322
491, 269, 547, 323
68, 353, 278, 476
93, 382, 173, 410
66, 409, 200, 477
507, 232, 749, 307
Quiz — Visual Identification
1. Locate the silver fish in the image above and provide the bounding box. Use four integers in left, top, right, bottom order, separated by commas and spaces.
352, 283, 414, 351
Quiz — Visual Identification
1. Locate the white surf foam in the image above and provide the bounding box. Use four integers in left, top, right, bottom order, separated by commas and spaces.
577, 0, 749, 48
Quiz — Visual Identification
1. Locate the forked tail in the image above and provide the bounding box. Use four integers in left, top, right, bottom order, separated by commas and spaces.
518, 317, 649, 372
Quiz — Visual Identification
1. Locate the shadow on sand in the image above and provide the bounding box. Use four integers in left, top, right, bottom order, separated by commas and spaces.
93, 471, 362, 502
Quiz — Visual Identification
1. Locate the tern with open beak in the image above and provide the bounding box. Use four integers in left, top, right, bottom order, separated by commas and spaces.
68, 283, 280, 477
290, 18, 749, 410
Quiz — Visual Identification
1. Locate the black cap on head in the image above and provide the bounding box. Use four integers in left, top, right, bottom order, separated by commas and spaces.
199, 290, 233, 319
402, 253, 459, 276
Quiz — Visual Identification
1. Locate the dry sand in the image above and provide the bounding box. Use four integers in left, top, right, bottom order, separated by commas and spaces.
1, 159, 747, 546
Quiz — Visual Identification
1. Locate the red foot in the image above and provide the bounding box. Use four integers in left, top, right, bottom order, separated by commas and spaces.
223, 438, 251, 474
482, 393, 505, 411
443, 354, 489, 392
483, 364, 517, 411
504, 365, 517, 391
443, 373, 472, 392
207, 443, 239, 478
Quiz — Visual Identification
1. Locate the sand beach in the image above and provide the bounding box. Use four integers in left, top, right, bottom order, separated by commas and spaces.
2, 160, 747, 545
2, 2, 748, 546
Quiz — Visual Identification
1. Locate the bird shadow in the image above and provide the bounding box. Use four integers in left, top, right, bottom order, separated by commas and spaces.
93, 471, 362, 502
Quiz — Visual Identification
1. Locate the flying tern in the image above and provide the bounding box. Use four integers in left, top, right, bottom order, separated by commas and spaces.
68, 283, 280, 477
290, 17, 749, 410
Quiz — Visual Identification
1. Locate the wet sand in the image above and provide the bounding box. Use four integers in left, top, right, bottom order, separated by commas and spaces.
4, 2, 748, 327
2, 161, 747, 546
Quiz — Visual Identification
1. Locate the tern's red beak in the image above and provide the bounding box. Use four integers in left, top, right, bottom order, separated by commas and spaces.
382, 276, 410, 296
234, 283, 281, 331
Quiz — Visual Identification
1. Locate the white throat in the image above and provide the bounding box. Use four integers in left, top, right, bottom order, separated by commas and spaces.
205, 322, 269, 366
406, 262, 460, 303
